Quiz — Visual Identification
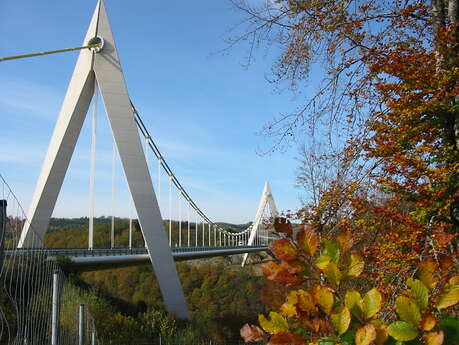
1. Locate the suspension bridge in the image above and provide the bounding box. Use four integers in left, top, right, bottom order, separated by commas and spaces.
0, 1, 281, 343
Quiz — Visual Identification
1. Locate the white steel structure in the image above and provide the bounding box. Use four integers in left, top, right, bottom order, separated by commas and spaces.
18, 0, 189, 319
241, 182, 279, 267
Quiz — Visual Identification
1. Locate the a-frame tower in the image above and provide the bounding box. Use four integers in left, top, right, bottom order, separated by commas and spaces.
241, 182, 278, 267
18, 1, 189, 318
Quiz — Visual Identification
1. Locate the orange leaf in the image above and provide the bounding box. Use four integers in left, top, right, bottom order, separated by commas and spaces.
296, 290, 317, 313
267, 331, 305, 345
272, 269, 304, 286
262, 261, 282, 280
419, 258, 438, 290
240, 324, 265, 343
337, 230, 353, 253
297, 225, 319, 256
280, 260, 305, 274
269, 239, 298, 261
355, 324, 377, 345
298, 314, 331, 333
420, 313, 437, 331
273, 218, 293, 237
424, 331, 444, 345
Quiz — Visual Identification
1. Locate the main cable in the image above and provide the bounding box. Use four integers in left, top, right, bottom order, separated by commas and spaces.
0, 44, 101, 62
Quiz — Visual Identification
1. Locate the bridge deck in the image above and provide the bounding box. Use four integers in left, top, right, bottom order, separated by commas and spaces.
4, 246, 270, 270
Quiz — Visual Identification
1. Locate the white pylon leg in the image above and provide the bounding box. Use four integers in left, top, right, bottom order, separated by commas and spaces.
19, 0, 188, 318
241, 182, 279, 267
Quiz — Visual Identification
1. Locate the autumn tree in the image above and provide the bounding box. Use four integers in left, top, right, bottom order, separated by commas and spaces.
230, 0, 458, 279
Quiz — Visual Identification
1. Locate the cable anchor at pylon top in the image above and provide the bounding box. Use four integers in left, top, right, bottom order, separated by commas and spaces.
88, 36, 104, 53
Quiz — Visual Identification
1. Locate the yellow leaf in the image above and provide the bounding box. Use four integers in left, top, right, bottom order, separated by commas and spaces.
313, 285, 334, 315
424, 331, 444, 345
449, 275, 459, 285
419, 259, 438, 290
331, 306, 350, 335
436, 277, 459, 309
371, 320, 388, 345
280, 302, 297, 318
345, 253, 365, 278
362, 288, 382, 320
407, 278, 429, 310
355, 324, 376, 345
258, 312, 288, 334
286, 290, 299, 305
395, 296, 421, 326
345, 290, 363, 319
323, 262, 343, 286
315, 255, 331, 270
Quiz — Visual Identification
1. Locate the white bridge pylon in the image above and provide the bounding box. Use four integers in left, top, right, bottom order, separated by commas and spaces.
241, 182, 278, 267
18, 0, 189, 319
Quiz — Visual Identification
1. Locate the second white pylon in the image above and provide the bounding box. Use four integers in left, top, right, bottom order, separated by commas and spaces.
241, 182, 279, 267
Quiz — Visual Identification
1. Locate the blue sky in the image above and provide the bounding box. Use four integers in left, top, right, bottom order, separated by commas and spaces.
0, 0, 308, 224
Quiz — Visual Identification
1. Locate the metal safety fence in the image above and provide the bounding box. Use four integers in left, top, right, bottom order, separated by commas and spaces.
0, 174, 99, 345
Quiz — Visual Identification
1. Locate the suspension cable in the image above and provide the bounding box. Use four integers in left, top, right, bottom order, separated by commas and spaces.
0, 43, 101, 62
88, 81, 98, 250
131, 101, 251, 238
168, 175, 172, 246
111, 140, 116, 249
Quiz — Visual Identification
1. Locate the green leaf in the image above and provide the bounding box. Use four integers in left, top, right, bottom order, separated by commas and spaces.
362, 288, 382, 320
340, 327, 357, 343
438, 315, 459, 345
395, 296, 421, 326
387, 321, 418, 341
258, 312, 288, 334
331, 306, 351, 335
407, 278, 429, 310
323, 240, 340, 264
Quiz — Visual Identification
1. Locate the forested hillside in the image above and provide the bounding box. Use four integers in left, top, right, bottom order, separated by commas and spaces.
44, 217, 266, 343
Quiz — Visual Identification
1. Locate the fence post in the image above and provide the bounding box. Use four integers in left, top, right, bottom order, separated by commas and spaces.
51, 270, 61, 345
0, 200, 6, 268
79, 304, 86, 345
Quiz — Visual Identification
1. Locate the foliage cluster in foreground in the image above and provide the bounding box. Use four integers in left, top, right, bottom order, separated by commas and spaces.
241, 218, 458, 345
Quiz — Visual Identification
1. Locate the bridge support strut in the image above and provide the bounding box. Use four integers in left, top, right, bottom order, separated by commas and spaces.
18, 0, 189, 318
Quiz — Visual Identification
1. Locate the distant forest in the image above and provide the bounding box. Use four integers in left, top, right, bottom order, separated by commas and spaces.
44, 217, 268, 343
